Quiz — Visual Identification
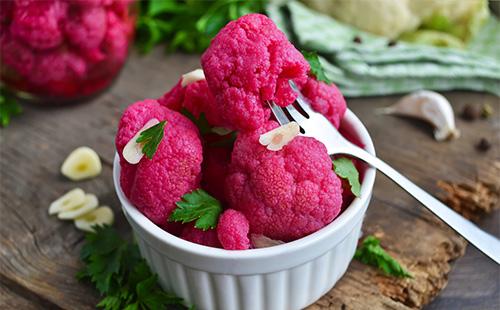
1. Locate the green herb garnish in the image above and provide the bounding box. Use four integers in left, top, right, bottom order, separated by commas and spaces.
136, 0, 265, 54
136, 121, 166, 159
301, 50, 332, 84
169, 189, 222, 230
332, 157, 361, 197
354, 235, 412, 278
0, 86, 22, 127
77, 226, 187, 309
181, 109, 211, 135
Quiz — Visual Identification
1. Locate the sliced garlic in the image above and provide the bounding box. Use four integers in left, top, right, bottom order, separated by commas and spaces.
250, 234, 285, 248
58, 193, 98, 220
181, 69, 205, 87
259, 122, 300, 151
61, 147, 102, 181
74, 206, 114, 232
380, 90, 460, 141
211, 127, 233, 136
49, 188, 86, 215
122, 118, 160, 164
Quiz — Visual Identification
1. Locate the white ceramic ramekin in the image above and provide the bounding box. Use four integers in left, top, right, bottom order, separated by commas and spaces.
113, 109, 376, 310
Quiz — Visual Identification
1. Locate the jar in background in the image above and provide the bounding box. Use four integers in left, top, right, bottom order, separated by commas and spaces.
0, 0, 136, 103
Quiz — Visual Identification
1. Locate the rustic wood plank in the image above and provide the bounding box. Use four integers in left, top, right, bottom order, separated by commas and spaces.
0, 49, 498, 309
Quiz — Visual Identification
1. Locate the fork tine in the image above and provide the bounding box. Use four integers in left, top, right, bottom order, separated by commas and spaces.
267, 101, 290, 125
289, 80, 315, 115
285, 105, 308, 122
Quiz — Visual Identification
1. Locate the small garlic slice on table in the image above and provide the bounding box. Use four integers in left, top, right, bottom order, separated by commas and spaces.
49, 188, 85, 215
61, 147, 102, 181
74, 206, 114, 232
58, 193, 99, 220
122, 118, 160, 164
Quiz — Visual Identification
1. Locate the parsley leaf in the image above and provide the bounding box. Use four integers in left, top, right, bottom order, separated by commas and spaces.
135, 0, 265, 54
0, 86, 22, 127
354, 235, 413, 278
301, 50, 332, 84
181, 109, 212, 135
136, 121, 166, 160
78, 226, 189, 309
332, 157, 361, 197
169, 189, 222, 230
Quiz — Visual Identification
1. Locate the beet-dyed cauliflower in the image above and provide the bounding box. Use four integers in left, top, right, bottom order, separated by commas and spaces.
301, 77, 347, 129
201, 14, 309, 131
10, 0, 66, 50
181, 224, 221, 248
159, 78, 227, 128
225, 122, 343, 241
116, 99, 203, 225
65, 6, 107, 51
217, 209, 251, 250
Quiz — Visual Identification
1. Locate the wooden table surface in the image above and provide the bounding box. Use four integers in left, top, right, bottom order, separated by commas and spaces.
1, 49, 499, 309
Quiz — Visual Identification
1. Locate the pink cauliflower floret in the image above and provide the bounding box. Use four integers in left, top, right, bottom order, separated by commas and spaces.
217, 209, 250, 250
159, 78, 227, 128
10, 0, 66, 50
225, 122, 343, 241
181, 224, 221, 248
30, 49, 86, 85
116, 99, 203, 225
201, 14, 309, 131
0, 34, 35, 76
102, 11, 128, 64
301, 77, 347, 129
65, 6, 107, 51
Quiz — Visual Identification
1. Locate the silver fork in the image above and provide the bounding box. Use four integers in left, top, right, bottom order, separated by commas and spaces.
267, 81, 500, 264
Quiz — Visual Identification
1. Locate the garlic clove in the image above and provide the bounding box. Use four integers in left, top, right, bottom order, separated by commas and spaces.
380, 90, 460, 141
211, 127, 233, 136
181, 69, 205, 87
58, 193, 98, 220
259, 122, 300, 151
61, 147, 102, 181
74, 206, 114, 232
49, 188, 86, 215
122, 118, 160, 164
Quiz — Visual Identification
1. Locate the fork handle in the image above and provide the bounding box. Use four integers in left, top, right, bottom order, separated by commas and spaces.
345, 146, 500, 264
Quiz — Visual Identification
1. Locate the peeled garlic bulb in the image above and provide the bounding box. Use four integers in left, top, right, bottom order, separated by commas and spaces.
58, 193, 98, 220
181, 69, 205, 87
74, 206, 114, 232
380, 90, 460, 141
49, 188, 85, 215
259, 122, 300, 151
122, 118, 159, 164
61, 147, 102, 181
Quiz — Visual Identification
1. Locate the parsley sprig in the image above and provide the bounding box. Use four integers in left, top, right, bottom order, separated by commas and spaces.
77, 226, 188, 310
169, 189, 222, 230
0, 86, 22, 127
333, 157, 361, 197
354, 235, 413, 278
136, 0, 265, 54
301, 50, 332, 84
136, 121, 166, 159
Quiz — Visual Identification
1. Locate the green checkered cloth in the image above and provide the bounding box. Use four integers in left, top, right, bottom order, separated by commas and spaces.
267, 1, 500, 97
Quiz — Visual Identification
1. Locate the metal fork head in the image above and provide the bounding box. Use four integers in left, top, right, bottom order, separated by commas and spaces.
267, 81, 351, 155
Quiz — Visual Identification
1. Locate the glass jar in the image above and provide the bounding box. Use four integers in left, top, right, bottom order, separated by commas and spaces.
0, 0, 136, 103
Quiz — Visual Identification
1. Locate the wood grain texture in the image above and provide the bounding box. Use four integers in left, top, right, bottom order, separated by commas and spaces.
0, 49, 499, 309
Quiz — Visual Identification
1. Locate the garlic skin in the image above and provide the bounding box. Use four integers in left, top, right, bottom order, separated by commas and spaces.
380, 90, 460, 141
259, 122, 300, 151
122, 118, 160, 164
181, 69, 205, 87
